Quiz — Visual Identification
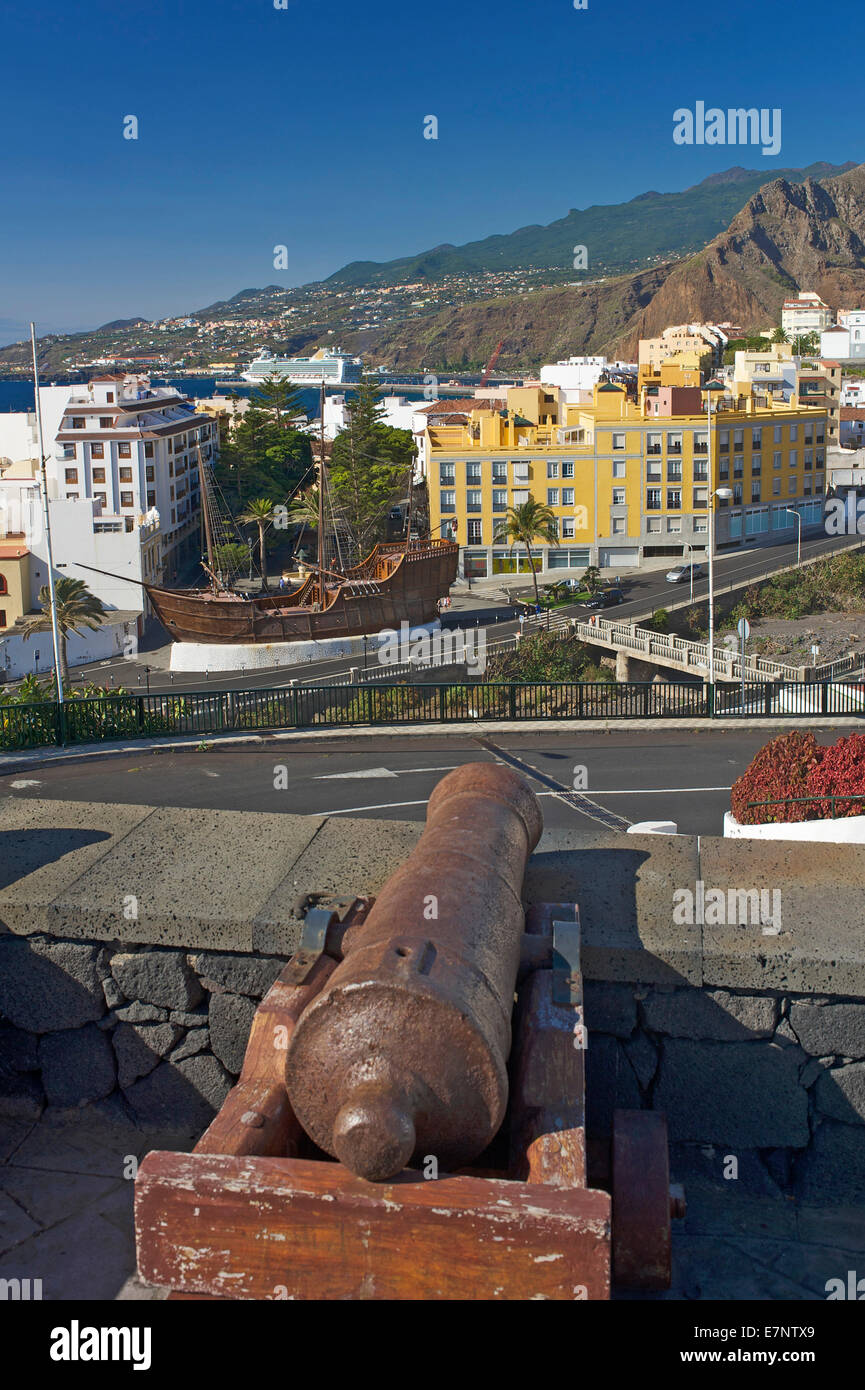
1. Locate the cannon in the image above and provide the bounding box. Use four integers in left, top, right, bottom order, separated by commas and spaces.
135, 764, 682, 1300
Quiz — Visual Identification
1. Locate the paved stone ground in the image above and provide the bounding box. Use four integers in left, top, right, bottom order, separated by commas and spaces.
1, 1106, 860, 1301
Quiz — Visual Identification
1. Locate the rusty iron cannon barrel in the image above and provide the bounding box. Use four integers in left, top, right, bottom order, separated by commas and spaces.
284, 763, 543, 1181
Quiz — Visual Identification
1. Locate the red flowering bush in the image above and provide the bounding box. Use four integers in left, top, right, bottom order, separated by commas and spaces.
730, 731, 822, 824
731, 731, 865, 824
804, 734, 865, 819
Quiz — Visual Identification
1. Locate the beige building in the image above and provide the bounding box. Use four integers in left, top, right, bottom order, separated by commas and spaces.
0, 541, 32, 631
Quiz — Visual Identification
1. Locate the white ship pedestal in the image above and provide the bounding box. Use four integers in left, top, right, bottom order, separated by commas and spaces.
167, 621, 442, 674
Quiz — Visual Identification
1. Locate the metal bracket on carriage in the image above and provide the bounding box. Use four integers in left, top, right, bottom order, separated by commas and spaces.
284, 893, 372, 984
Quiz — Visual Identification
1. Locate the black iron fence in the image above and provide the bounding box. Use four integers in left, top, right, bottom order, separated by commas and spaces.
1, 678, 863, 752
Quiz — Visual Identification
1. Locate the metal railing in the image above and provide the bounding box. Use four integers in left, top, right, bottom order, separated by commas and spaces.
2, 677, 865, 752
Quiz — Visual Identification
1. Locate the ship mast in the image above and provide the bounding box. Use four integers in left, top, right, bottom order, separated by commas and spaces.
197, 443, 218, 592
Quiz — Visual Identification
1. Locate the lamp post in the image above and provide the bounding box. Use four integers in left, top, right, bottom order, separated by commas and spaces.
705, 375, 731, 704
785, 507, 802, 567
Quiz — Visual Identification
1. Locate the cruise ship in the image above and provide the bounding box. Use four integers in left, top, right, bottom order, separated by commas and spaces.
240, 346, 363, 386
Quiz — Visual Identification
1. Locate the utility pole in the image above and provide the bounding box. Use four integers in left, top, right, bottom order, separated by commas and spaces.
30, 323, 65, 707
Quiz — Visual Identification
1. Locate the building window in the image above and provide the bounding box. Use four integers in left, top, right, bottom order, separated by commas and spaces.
751, 459, 761, 476
647, 433, 662, 456
646, 517, 661, 533
66, 492, 79, 501
466, 490, 482, 512
733, 456, 744, 478
492, 489, 507, 511
694, 431, 708, 454
774, 425, 783, 444
562, 518, 575, 538
734, 484, 743, 504
647, 461, 662, 482
788, 477, 797, 494
790, 424, 798, 442
512, 489, 529, 505
667, 488, 682, 510
773, 478, 781, 495
612, 488, 626, 506
466, 520, 483, 544
667, 461, 682, 482
547, 461, 559, 478
92, 467, 106, 484
90, 442, 104, 459
71, 417, 85, 429
752, 482, 761, 502
613, 460, 626, 478
547, 489, 559, 506
562, 461, 574, 479
612, 517, 626, 534
439, 464, 455, 485
804, 450, 812, 471
99, 416, 112, 428
612, 432, 626, 450
667, 432, 683, 455
789, 451, 798, 469
562, 487, 574, 506
751, 428, 762, 450
719, 461, 729, 480
144, 441, 154, 458
719, 429, 730, 452
693, 487, 707, 509
733, 429, 744, 450
773, 451, 782, 470
667, 517, 682, 533
145, 465, 155, 481
694, 516, 708, 533
492, 461, 507, 482
118, 442, 131, 458
466, 462, 481, 484
120, 491, 134, 507
440, 490, 455, 512
107, 392, 114, 403
64, 467, 78, 484
119, 467, 133, 482
646, 488, 661, 511
693, 461, 708, 481
512, 463, 529, 483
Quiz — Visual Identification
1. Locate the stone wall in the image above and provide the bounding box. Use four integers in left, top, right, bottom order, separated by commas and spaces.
583, 981, 865, 1205
2, 797, 864, 1202
0, 938, 290, 1133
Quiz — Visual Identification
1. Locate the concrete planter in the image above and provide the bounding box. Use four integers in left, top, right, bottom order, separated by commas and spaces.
724, 810, 865, 843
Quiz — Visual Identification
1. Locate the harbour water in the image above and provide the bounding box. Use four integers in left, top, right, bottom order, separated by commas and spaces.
0, 377, 443, 417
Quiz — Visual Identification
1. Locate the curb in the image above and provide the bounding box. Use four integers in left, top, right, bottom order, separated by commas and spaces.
2, 716, 863, 775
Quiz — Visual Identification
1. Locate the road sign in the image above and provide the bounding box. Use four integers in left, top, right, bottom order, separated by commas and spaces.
737, 618, 751, 642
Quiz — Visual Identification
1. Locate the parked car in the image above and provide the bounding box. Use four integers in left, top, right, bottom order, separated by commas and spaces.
665, 563, 705, 584
582, 588, 626, 610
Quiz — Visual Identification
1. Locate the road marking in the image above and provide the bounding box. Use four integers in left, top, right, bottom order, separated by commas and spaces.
592, 785, 731, 796
316, 767, 398, 780
315, 789, 603, 817
473, 737, 632, 831
10, 779, 41, 789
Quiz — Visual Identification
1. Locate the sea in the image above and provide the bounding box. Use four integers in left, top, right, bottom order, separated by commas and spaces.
0, 374, 478, 418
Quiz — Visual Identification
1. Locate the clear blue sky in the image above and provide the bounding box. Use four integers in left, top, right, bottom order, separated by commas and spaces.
1, 0, 861, 344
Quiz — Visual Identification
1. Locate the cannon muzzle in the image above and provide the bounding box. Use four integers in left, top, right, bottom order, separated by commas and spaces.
284, 763, 543, 1180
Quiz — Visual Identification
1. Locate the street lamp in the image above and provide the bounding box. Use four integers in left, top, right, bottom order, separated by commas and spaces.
704, 378, 730, 701
784, 507, 802, 567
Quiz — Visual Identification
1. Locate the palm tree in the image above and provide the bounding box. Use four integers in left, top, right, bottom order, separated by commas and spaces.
582, 565, 602, 595
20, 576, 106, 693
493, 500, 559, 608
239, 497, 278, 592
771, 327, 789, 345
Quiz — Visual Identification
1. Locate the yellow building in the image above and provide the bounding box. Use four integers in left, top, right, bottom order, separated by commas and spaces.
0, 541, 32, 631
426, 372, 828, 578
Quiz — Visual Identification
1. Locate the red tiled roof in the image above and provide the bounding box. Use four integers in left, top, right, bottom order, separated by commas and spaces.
840, 408, 865, 420
416, 398, 506, 415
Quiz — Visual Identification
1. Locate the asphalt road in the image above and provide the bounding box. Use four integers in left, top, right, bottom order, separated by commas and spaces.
40, 529, 865, 697
1, 728, 850, 837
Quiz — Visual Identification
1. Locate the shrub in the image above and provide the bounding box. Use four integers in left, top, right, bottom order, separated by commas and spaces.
804, 734, 865, 819
730, 731, 823, 824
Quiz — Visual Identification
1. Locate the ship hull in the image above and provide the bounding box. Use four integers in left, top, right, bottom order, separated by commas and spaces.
145, 541, 459, 645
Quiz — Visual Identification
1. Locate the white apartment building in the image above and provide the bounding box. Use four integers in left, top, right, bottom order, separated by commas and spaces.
539, 357, 637, 401
841, 378, 865, 407
820, 311, 865, 362
0, 373, 216, 631
782, 292, 833, 342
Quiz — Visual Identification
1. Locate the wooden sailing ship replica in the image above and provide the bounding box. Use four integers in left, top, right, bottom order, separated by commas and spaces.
145, 394, 459, 646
